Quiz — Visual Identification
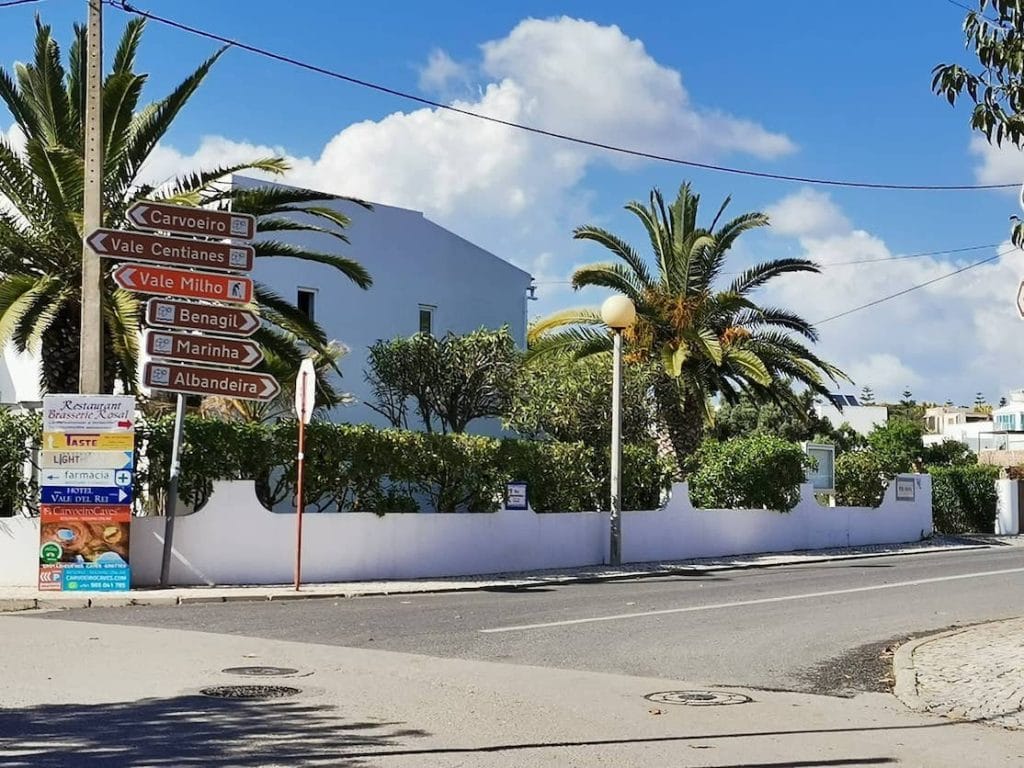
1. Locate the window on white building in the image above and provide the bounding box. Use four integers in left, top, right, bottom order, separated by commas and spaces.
419, 304, 435, 335
297, 288, 316, 321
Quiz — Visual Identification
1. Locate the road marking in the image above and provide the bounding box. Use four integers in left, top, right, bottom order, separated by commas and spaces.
479, 566, 1024, 633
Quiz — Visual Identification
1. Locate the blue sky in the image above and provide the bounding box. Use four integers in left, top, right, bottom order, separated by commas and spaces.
2, 0, 1022, 404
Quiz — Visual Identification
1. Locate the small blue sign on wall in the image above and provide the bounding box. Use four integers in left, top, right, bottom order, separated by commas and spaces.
506, 481, 528, 511
40, 486, 133, 505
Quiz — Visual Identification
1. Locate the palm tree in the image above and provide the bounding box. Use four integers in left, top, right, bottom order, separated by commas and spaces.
0, 18, 371, 395
530, 182, 846, 465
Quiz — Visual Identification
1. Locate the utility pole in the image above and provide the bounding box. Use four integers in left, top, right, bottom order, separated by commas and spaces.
79, 0, 104, 394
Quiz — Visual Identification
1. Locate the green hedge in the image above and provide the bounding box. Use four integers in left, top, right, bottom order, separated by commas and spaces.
0, 409, 39, 516
929, 464, 999, 534
136, 415, 667, 514
687, 435, 811, 512
835, 450, 893, 507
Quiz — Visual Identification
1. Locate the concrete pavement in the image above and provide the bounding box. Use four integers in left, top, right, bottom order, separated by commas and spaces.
0, 535, 997, 613
895, 616, 1024, 730
3, 611, 1024, 767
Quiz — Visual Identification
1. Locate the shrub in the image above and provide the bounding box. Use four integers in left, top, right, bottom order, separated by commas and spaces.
835, 450, 892, 507
687, 435, 811, 511
501, 440, 598, 512
930, 464, 999, 534
0, 409, 39, 516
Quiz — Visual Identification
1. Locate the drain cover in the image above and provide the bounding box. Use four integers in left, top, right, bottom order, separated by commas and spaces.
221, 666, 299, 677
201, 685, 300, 700
644, 690, 752, 706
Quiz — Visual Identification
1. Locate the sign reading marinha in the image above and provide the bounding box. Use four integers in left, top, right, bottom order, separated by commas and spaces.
42, 395, 135, 432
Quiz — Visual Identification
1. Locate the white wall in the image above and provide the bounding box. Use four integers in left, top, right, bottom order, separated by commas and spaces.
239, 177, 533, 432
0, 344, 41, 405
996, 479, 1020, 535
0, 475, 931, 588
923, 420, 996, 452
815, 403, 888, 436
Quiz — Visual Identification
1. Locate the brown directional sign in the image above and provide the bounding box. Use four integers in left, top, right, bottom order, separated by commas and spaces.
114, 264, 253, 304
146, 299, 260, 337
88, 228, 253, 272
146, 330, 264, 369
144, 361, 280, 402
127, 201, 256, 241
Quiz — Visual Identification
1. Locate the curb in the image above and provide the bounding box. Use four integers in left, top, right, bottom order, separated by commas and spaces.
892, 626, 972, 712
0, 541, 992, 613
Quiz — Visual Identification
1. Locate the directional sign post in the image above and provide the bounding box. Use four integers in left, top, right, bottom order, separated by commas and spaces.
127, 200, 256, 240
146, 299, 260, 337
114, 264, 253, 304
1017, 281, 1024, 320
144, 361, 280, 402
89, 229, 254, 272
41, 468, 133, 487
145, 329, 263, 369
41, 486, 133, 505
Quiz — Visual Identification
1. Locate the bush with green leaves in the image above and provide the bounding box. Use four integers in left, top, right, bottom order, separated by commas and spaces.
0, 409, 39, 516
687, 435, 812, 511
834, 450, 892, 507
866, 419, 925, 473
930, 464, 999, 534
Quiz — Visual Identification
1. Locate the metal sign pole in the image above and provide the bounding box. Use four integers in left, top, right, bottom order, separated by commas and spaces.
159, 394, 186, 587
294, 372, 308, 591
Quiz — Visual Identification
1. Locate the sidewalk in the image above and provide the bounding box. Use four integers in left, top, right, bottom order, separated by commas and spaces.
0, 534, 1005, 612
895, 616, 1024, 730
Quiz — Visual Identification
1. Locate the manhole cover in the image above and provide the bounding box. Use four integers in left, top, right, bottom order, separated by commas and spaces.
221, 666, 299, 677
200, 685, 300, 700
644, 690, 752, 706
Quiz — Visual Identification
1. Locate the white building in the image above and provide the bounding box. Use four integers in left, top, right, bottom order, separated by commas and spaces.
922, 405, 995, 452
814, 393, 888, 436
1, 178, 535, 431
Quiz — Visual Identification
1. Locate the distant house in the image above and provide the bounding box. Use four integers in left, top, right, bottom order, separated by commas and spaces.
813, 393, 888, 436
1, 177, 535, 433
922, 405, 994, 452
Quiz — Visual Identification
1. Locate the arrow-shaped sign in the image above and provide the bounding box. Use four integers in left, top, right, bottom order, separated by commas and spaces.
113, 263, 253, 304
87, 228, 254, 272
146, 329, 264, 369
146, 298, 260, 338
144, 361, 280, 402
127, 201, 256, 241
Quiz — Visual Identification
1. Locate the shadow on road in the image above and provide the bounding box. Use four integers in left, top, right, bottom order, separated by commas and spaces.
0, 694, 428, 767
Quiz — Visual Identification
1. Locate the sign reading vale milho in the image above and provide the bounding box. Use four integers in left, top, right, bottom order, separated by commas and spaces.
42, 395, 135, 432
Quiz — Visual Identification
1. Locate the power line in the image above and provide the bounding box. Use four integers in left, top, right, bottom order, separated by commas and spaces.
531, 242, 1004, 284
815, 246, 1014, 325
106, 0, 1020, 192
942, 0, 1002, 24
0, 0, 45, 8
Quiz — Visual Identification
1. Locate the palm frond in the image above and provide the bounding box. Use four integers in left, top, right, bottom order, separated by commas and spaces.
527, 307, 602, 343
728, 258, 819, 296
571, 263, 645, 303
572, 224, 655, 288
252, 240, 372, 289
102, 289, 142, 393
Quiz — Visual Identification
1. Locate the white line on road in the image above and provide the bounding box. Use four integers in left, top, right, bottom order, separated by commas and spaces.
479, 566, 1024, 633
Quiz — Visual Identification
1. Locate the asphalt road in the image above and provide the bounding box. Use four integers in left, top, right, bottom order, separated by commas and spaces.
42, 547, 1024, 696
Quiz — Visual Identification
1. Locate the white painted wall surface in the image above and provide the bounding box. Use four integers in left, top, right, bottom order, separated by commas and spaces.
239, 177, 533, 432
0, 344, 41, 405
0, 476, 934, 588
996, 479, 1020, 535
923, 420, 996, 452
814, 403, 888, 436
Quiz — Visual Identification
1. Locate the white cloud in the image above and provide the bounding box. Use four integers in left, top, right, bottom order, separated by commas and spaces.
761, 187, 1023, 403
138, 16, 794, 307
970, 134, 1024, 186
766, 188, 850, 238
418, 48, 470, 93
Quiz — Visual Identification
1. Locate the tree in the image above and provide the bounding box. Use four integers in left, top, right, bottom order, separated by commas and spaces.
866, 420, 925, 474
1000, 396, 1008, 407
860, 385, 875, 405
900, 388, 915, 407
0, 18, 371, 394
934, 1, 1024, 245
505, 350, 656, 448
974, 391, 987, 409
529, 182, 846, 467
365, 328, 520, 433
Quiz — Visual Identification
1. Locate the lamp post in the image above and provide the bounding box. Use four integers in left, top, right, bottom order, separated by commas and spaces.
601, 295, 636, 566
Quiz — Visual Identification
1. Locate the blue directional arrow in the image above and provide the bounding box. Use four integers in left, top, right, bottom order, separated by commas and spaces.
41, 486, 133, 505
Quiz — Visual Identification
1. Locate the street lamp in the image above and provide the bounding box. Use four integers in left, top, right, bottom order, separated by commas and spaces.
601, 295, 636, 566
